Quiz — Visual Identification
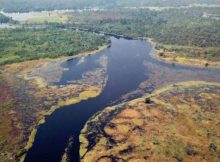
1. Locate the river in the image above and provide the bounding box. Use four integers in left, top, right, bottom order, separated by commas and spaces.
24, 37, 220, 162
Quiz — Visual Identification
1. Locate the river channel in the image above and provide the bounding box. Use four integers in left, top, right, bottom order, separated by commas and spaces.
24, 37, 220, 162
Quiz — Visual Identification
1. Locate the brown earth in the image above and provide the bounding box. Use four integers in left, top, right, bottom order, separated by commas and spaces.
80, 81, 220, 162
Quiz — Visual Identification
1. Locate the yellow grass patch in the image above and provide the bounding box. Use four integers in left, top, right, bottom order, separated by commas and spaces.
80, 81, 220, 162
22, 12, 69, 24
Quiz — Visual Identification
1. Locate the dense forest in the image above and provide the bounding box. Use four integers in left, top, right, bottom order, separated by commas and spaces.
0, 13, 11, 23
0, 29, 110, 65
0, 5, 219, 62
0, 0, 220, 12
67, 7, 220, 61
68, 7, 220, 46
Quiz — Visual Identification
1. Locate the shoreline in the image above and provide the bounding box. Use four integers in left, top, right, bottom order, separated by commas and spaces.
20, 37, 220, 161
70, 29, 220, 69
2, 43, 110, 162
1, 24, 219, 68
20, 86, 102, 162
147, 38, 220, 68
2, 30, 219, 161
79, 80, 220, 161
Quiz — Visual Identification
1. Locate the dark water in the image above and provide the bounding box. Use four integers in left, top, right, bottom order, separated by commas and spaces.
57, 53, 103, 85
24, 37, 220, 162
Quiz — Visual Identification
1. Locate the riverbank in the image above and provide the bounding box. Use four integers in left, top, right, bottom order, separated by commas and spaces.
20, 44, 109, 161
80, 81, 220, 162
0, 43, 109, 162
20, 37, 220, 162
20, 86, 101, 162
148, 38, 220, 68
1, 19, 219, 68
1, 35, 220, 162
65, 6, 220, 68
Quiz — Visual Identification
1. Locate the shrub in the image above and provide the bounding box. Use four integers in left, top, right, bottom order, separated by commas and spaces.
209, 143, 217, 152
159, 52, 164, 57
205, 63, 209, 67
145, 97, 152, 104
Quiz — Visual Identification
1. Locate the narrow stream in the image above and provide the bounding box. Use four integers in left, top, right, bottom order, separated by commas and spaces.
24, 37, 220, 162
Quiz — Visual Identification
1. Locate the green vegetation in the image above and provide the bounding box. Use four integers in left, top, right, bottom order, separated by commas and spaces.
69, 8, 220, 46
145, 97, 151, 104
0, 102, 13, 112
68, 7, 220, 62
0, 28, 110, 65
1, 2, 220, 63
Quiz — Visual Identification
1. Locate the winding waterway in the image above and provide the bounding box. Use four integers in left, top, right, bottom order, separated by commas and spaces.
24, 37, 220, 162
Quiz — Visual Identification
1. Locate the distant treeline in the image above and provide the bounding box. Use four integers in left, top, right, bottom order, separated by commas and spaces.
0, 0, 220, 12
66, 7, 220, 61
68, 8, 220, 47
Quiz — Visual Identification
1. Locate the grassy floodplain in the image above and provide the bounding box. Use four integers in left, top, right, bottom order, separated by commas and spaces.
80, 81, 220, 162
0, 54, 108, 162
0, 1, 220, 161
0, 27, 110, 161
1, 11, 69, 24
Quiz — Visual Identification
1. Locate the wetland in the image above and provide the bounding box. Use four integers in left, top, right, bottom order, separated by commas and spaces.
23, 37, 220, 162
0, 2, 220, 161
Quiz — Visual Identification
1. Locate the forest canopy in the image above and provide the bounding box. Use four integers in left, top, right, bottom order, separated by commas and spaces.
0, 28, 110, 65
66, 7, 220, 61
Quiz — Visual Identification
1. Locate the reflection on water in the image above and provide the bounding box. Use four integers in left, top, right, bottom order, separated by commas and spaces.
56, 53, 104, 85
